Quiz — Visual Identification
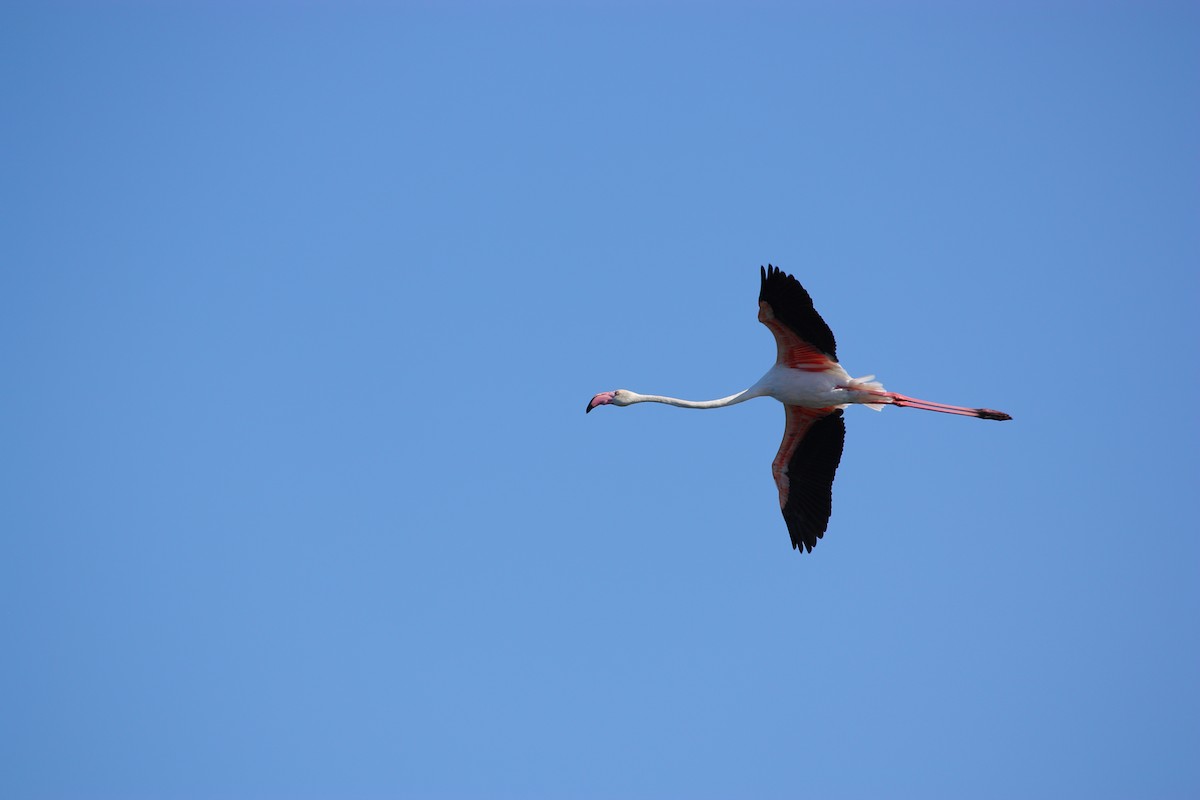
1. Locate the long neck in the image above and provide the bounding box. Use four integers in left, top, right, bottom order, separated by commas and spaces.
628, 389, 759, 409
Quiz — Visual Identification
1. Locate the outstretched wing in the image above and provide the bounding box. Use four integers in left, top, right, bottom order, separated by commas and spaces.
772, 406, 846, 553
758, 264, 839, 369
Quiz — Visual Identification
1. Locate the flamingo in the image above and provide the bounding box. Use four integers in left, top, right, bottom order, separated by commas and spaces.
586, 265, 1011, 553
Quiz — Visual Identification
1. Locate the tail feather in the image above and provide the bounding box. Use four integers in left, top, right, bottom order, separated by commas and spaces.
847, 374, 887, 411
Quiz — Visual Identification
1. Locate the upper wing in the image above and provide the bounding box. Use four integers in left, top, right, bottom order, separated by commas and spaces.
758, 264, 839, 367
772, 406, 846, 553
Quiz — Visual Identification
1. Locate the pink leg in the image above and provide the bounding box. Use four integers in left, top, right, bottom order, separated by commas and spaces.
867, 390, 1011, 421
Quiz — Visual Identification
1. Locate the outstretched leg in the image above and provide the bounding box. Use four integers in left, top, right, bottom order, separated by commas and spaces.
875, 391, 1011, 421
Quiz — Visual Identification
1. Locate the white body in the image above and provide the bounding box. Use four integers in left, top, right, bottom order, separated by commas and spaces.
613, 364, 887, 411
747, 363, 886, 410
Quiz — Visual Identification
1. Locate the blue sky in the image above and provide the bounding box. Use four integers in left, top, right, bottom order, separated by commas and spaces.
3, 2, 1198, 798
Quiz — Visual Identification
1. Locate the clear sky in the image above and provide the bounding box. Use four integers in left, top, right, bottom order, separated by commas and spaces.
3, 2, 1198, 798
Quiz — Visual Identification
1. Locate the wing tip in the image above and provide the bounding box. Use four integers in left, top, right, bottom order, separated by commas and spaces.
759, 263, 782, 299
790, 533, 819, 554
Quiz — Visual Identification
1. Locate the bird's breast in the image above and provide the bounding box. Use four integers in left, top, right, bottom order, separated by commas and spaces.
753, 364, 853, 409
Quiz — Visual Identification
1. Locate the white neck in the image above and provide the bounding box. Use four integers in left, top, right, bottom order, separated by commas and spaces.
625, 389, 760, 409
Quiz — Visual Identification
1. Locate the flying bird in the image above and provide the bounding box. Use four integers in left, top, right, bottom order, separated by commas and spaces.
586, 265, 1011, 553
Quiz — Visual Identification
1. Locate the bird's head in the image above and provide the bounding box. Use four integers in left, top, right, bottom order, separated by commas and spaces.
585, 389, 635, 413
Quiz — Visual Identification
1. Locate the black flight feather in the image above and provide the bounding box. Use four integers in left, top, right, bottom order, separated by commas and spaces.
759, 264, 838, 362
781, 409, 846, 553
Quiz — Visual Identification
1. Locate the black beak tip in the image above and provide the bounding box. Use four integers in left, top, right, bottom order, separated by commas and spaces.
585, 401, 594, 414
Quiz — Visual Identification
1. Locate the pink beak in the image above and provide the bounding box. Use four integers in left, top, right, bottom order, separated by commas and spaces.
586, 391, 616, 413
